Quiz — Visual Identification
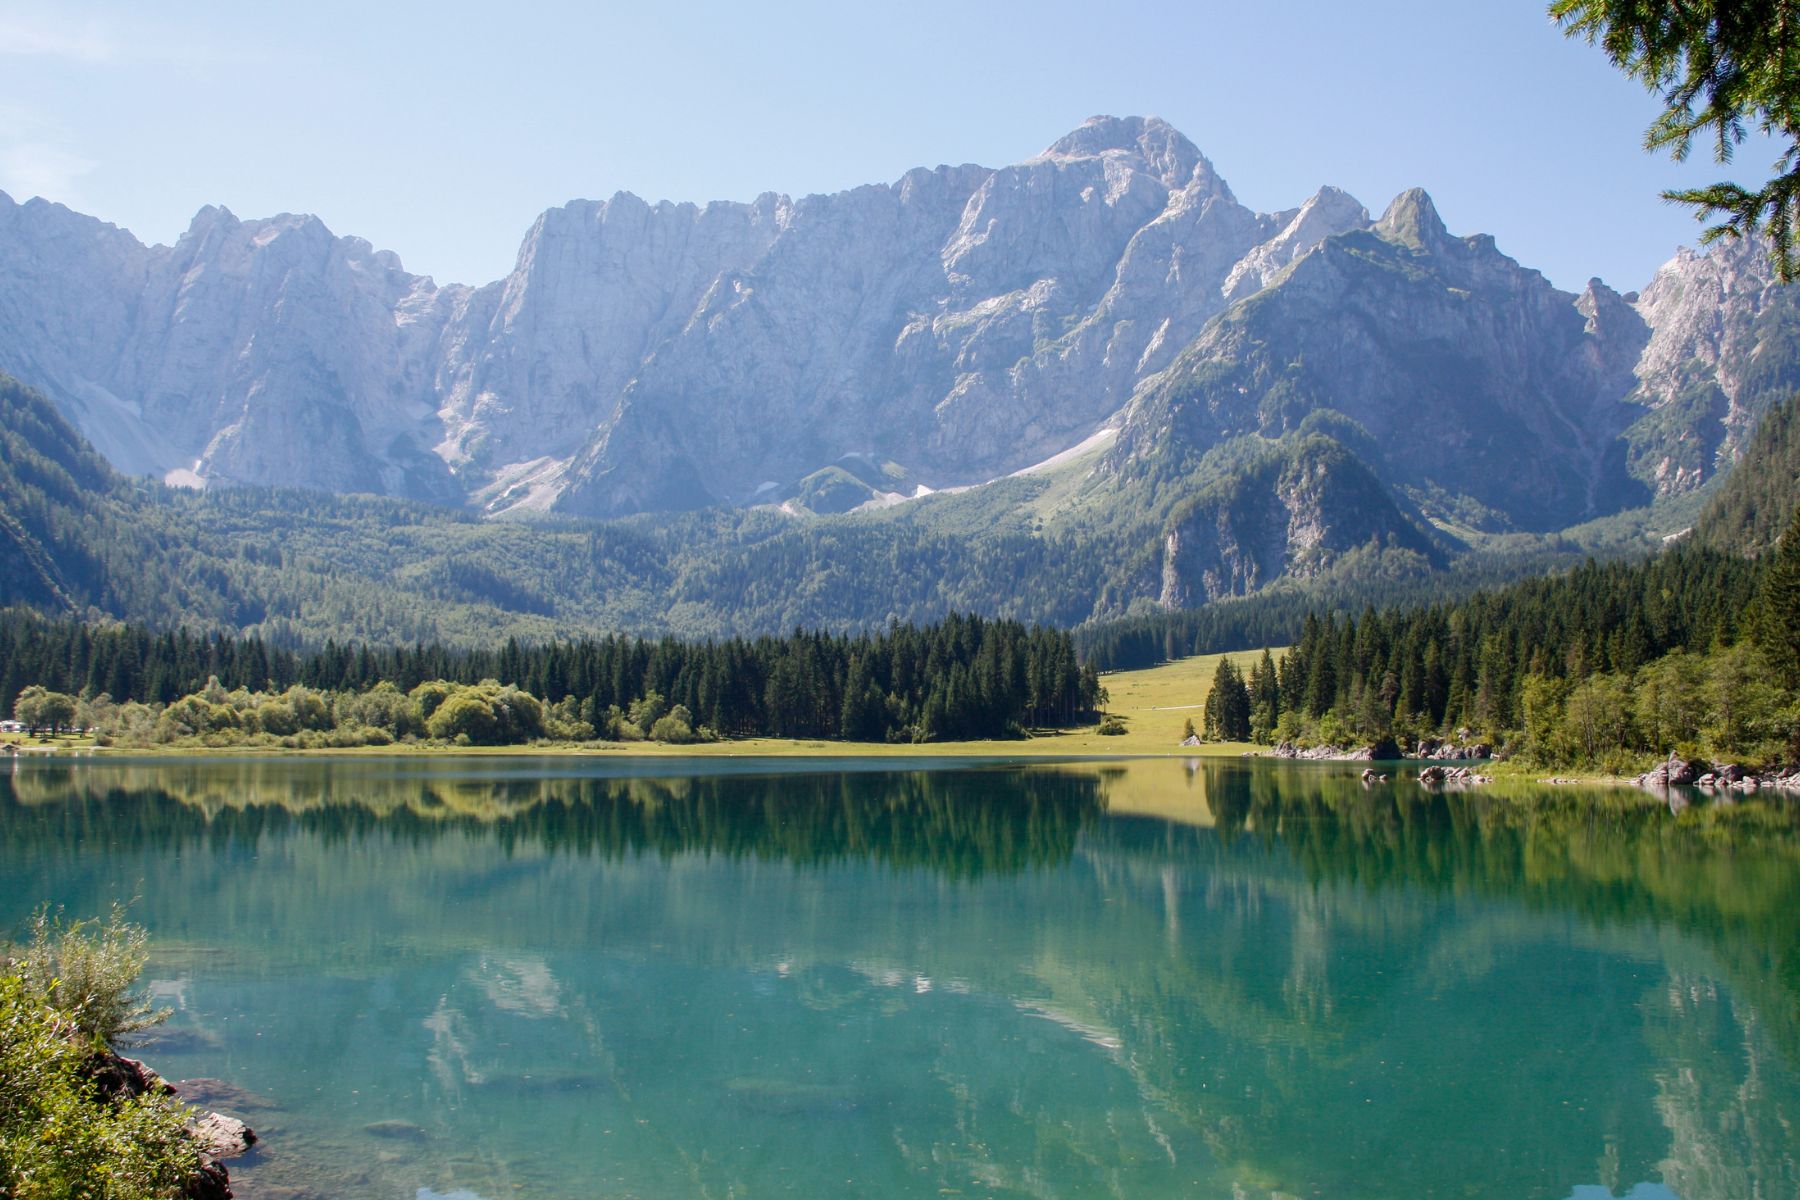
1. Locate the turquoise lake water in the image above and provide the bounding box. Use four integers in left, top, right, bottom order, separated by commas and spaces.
1, 755, 1796, 1199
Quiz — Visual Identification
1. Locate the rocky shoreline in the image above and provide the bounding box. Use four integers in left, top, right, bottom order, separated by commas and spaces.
1262, 739, 1495, 785
1414, 764, 1493, 786
87, 1049, 256, 1198
1633, 753, 1800, 793
1269, 737, 1492, 763
1268, 741, 1388, 761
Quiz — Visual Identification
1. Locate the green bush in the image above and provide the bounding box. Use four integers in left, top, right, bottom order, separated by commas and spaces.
2, 912, 199, 1199
13, 905, 166, 1046
650, 704, 698, 744
629, 691, 667, 736
427, 692, 499, 744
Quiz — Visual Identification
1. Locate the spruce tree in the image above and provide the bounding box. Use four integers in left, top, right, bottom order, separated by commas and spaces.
1248, 648, 1280, 742
1754, 501, 1800, 689
1204, 658, 1252, 742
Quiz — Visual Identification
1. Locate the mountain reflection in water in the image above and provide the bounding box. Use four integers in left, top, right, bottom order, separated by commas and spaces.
1, 755, 1795, 1200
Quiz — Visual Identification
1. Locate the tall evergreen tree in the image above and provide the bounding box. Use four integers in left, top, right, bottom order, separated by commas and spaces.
1204, 658, 1252, 742
1754, 501, 1800, 689
1248, 648, 1281, 742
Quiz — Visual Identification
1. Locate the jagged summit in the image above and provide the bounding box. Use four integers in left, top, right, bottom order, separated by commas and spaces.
1038, 115, 1219, 193
184, 203, 239, 230
0, 122, 1787, 534
1222, 185, 1371, 300
1374, 187, 1450, 251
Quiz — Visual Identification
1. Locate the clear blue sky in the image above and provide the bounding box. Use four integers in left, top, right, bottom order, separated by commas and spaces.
0, 0, 1779, 292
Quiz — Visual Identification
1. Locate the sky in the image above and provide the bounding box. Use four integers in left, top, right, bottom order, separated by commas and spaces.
0, 0, 1781, 293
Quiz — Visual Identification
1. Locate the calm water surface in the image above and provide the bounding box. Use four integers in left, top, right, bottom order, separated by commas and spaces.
1, 755, 1796, 1200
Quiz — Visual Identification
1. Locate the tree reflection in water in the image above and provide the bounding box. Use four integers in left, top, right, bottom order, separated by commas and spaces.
0, 756, 1794, 1200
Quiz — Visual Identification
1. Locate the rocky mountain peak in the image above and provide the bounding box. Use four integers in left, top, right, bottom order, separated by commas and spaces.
2, 192, 84, 222
179, 204, 241, 242
1038, 115, 1219, 193
1622, 227, 1798, 494
1577, 276, 1630, 321
0, 192, 140, 258
0, 123, 1792, 537
1222, 185, 1371, 301
1375, 187, 1450, 253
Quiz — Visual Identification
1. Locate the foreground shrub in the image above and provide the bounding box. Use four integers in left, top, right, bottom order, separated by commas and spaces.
13, 904, 167, 1045
2, 912, 199, 1198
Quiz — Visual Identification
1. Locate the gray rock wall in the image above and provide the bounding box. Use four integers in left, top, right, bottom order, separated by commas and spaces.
0, 116, 1791, 528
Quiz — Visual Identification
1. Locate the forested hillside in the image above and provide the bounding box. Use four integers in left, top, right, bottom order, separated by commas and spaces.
1082, 384, 1800, 770
1076, 390, 1800, 675
1180, 517, 1798, 770
0, 372, 1658, 647
1694, 392, 1800, 555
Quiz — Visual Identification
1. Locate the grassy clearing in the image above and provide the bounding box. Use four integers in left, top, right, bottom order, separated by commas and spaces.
664, 648, 1264, 758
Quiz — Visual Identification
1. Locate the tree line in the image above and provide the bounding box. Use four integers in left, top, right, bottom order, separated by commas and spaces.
1, 609, 1103, 746
1193, 511, 1800, 769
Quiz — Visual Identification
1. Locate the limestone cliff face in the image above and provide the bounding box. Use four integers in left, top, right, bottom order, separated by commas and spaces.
432, 191, 792, 499
1624, 232, 1800, 494
0, 116, 1294, 514
1154, 436, 1441, 608
0, 117, 1794, 536
1108, 190, 1658, 533
0, 194, 453, 497
550, 117, 1272, 517
0, 193, 167, 478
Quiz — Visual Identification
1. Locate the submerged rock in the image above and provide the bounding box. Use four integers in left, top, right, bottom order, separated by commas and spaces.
363, 1119, 431, 1142
1415, 764, 1492, 786
174, 1078, 281, 1113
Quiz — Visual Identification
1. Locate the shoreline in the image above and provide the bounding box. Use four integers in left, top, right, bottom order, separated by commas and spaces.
4, 736, 1261, 761
5, 735, 1641, 787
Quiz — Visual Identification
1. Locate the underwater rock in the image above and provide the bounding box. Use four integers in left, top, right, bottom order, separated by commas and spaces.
364, 1119, 431, 1142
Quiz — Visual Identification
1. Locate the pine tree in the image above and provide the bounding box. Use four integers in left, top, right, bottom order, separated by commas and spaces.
1203, 658, 1252, 742
1248, 647, 1280, 741
1754, 501, 1800, 689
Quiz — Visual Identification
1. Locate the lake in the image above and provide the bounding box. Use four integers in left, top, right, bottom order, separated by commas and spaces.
1, 755, 1796, 1199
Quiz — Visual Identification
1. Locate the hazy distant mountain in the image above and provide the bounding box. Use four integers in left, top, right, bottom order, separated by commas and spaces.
2, 115, 1797, 630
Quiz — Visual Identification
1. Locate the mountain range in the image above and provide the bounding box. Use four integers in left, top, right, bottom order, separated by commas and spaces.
1, 115, 1796, 641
